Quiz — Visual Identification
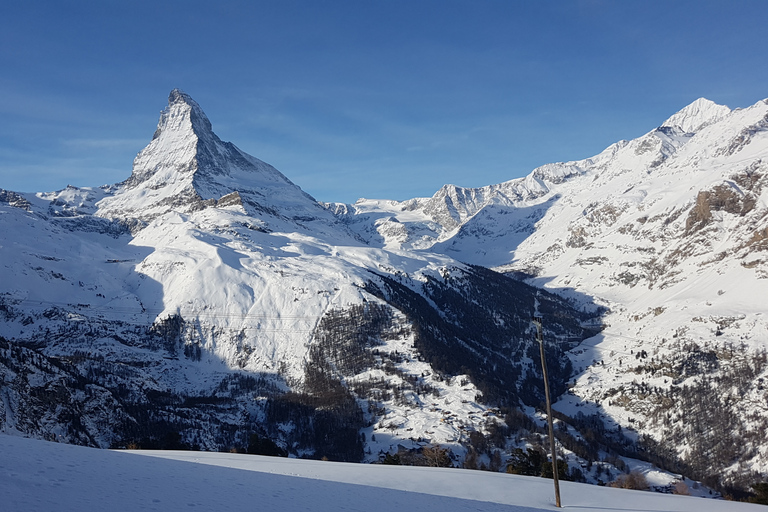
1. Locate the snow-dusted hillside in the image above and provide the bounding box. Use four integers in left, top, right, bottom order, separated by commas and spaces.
2, 434, 760, 512
329, 97, 768, 488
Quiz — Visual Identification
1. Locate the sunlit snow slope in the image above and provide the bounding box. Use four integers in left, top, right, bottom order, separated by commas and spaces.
329, 97, 768, 487
1, 435, 761, 512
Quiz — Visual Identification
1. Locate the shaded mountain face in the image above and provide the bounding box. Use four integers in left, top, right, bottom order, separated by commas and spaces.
0, 91, 597, 466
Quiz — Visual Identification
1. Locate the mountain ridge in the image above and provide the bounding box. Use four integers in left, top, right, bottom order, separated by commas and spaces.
323, 95, 768, 487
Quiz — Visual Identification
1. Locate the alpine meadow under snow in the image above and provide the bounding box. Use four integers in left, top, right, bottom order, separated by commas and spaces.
1, 90, 767, 503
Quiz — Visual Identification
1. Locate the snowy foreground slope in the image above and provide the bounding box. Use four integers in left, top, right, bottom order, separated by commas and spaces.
1, 435, 760, 512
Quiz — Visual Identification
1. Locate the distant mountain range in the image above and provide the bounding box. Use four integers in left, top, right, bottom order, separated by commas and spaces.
1, 90, 766, 493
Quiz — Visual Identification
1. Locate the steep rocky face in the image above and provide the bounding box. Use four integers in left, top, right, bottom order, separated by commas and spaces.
0, 189, 31, 211
96, 89, 331, 231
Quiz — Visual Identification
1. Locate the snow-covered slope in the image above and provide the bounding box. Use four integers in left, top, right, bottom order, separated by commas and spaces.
328, 97, 768, 488
2, 434, 759, 512
327, 98, 741, 263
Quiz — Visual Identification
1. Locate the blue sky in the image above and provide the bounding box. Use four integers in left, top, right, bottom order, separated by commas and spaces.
2, 1, 768, 204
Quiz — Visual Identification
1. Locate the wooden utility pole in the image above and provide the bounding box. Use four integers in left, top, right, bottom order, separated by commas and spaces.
532, 315, 562, 508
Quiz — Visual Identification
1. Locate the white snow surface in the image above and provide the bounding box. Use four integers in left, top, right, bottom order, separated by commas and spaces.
0, 434, 757, 512
661, 97, 732, 134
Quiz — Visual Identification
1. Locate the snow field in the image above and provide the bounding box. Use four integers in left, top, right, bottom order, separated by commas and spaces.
2, 434, 761, 512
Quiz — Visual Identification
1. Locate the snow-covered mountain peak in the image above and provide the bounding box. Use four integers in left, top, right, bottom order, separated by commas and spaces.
95, 90, 330, 229
152, 88, 213, 142
661, 97, 731, 134
121, 88, 241, 192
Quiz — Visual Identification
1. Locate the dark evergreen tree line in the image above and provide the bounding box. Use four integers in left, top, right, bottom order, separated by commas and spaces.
363, 266, 601, 408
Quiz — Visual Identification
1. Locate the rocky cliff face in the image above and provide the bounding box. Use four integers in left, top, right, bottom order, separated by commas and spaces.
96, 89, 334, 232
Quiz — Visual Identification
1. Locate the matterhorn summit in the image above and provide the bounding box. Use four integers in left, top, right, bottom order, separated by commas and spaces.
96, 89, 326, 228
